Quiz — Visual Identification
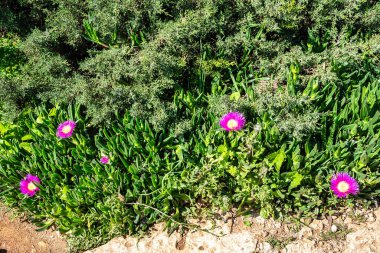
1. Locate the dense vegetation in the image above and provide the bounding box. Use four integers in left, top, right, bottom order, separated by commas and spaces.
1, 0, 380, 251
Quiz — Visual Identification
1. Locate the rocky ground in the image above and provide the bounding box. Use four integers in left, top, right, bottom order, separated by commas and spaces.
1, 205, 379, 253
86, 207, 380, 253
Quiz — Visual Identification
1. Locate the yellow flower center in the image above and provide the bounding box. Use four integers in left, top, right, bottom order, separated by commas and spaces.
337, 181, 350, 193
227, 119, 239, 129
27, 182, 37, 191
62, 125, 72, 134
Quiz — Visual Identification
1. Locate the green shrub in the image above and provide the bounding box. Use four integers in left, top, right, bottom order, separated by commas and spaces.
1, 0, 379, 127
0, 34, 26, 121
0, 34, 24, 78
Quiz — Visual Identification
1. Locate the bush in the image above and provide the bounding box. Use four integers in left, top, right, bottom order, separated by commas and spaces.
1, 0, 379, 128
0, 34, 24, 78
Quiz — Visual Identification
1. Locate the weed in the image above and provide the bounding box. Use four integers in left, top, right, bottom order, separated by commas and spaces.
320, 224, 353, 241
266, 235, 296, 250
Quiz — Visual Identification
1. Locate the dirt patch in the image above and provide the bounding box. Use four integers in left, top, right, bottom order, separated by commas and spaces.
0, 206, 67, 253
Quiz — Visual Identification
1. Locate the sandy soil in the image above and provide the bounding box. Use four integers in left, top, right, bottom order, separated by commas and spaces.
0, 206, 67, 253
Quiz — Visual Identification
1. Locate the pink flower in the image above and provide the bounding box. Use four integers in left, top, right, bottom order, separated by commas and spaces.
330, 172, 359, 198
20, 174, 41, 197
219, 112, 246, 131
100, 155, 110, 164
56, 120, 76, 138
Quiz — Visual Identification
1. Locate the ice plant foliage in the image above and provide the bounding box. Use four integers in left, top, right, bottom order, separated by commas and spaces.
100, 155, 110, 164
220, 112, 246, 131
20, 174, 40, 197
56, 120, 76, 138
330, 172, 359, 198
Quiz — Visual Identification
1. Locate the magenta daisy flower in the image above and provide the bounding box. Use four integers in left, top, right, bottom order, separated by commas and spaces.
330, 172, 359, 198
20, 174, 41, 197
220, 112, 246, 131
56, 120, 76, 138
100, 155, 110, 164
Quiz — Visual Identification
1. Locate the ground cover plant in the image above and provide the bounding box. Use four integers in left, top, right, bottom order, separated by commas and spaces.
0, 0, 380, 252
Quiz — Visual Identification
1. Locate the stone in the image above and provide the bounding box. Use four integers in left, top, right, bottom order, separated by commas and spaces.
309, 219, 324, 231
344, 217, 353, 224
263, 242, 272, 251
298, 227, 313, 239
283, 239, 321, 253
366, 213, 375, 222
330, 225, 338, 233
37, 241, 48, 249
344, 227, 380, 253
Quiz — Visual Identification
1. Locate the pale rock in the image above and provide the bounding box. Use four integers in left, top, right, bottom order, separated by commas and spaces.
256, 216, 267, 225
366, 213, 375, 222
283, 239, 321, 253
344, 217, 353, 224
37, 241, 48, 249
309, 220, 323, 231
298, 227, 313, 239
263, 242, 272, 251
344, 227, 380, 253
274, 222, 282, 229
